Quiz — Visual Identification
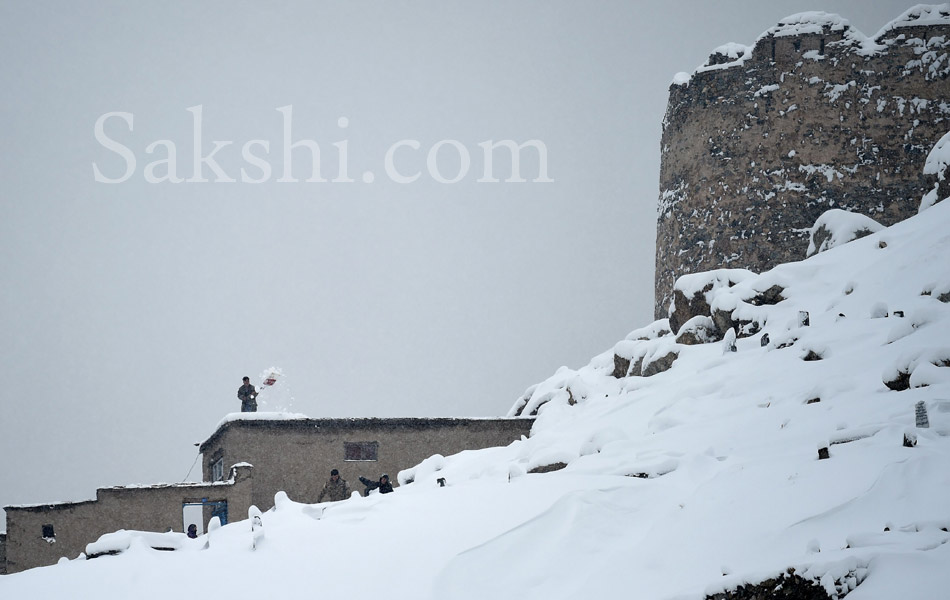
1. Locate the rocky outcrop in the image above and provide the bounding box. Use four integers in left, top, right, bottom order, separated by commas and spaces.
641, 349, 679, 377
676, 315, 718, 345
612, 338, 682, 378
806, 209, 884, 257
706, 567, 865, 600
706, 572, 831, 600
655, 7, 950, 318
883, 347, 950, 390
666, 269, 776, 344
668, 269, 755, 334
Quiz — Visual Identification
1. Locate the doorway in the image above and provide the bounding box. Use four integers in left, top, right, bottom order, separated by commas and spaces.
182, 499, 228, 534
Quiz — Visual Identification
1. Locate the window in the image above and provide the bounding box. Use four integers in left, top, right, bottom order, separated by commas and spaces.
211, 458, 225, 482
42, 524, 55, 540
344, 441, 378, 461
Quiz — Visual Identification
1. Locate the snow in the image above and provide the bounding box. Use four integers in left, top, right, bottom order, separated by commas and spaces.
85, 531, 194, 557
806, 208, 885, 257
694, 44, 752, 76
923, 130, 950, 181
874, 3, 950, 38
672, 267, 756, 303
672, 71, 691, 86
3, 181, 950, 600
768, 12, 851, 38
624, 318, 671, 341
212, 410, 309, 432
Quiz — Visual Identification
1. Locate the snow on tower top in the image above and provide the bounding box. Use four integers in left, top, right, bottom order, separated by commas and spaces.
682, 4, 950, 81
876, 2, 950, 37
765, 11, 851, 38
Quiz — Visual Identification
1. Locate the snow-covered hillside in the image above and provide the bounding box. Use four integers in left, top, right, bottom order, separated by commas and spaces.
2, 205, 949, 598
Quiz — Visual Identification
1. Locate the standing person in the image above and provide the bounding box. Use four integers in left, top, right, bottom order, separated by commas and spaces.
316, 468, 350, 503
238, 376, 258, 412
186, 524, 198, 539
358, 473, 394, 496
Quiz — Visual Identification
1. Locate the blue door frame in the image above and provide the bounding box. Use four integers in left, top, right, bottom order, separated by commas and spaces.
182, 498, 229, 528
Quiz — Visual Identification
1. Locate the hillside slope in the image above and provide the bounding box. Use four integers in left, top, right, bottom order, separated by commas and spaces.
1, 203, 949, 598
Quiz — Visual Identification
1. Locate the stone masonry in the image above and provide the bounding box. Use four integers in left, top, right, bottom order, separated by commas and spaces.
655, 7, 950, 319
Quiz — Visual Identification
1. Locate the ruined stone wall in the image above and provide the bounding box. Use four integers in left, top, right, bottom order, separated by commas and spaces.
3, 467, 253, 574
655, 10, 950, 319
200, 417, 533, 509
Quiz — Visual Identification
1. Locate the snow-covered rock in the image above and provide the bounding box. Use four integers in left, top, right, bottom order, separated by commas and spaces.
806, 209, 884, 257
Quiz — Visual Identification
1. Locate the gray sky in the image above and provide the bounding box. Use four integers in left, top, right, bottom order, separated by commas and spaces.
0, 1, 912, 527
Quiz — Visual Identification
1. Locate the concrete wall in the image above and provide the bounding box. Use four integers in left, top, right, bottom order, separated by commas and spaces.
199, 417, 534, 510
3, 465, 253, 574
1, 533, 6, 575
655, 16, 950, 319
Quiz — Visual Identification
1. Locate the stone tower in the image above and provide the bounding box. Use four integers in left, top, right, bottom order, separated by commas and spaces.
655, 6, 950, 319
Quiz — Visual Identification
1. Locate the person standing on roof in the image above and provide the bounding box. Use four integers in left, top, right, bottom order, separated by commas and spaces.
238, 376, 258, 412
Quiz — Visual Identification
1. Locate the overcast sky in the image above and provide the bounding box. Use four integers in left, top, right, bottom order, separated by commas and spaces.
0, 1, 913, 527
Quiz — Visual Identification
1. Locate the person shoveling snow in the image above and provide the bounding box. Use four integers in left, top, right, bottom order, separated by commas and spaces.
237, 370, 281, 412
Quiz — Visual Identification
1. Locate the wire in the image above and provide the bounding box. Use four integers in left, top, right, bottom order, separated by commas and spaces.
181, 451, 201, 483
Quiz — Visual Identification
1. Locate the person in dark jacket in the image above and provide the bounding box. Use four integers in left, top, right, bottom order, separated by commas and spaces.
317, 468, 351, 502
358, 473, 394, 496
187, 524, 198, 539
238, 376, 257, 412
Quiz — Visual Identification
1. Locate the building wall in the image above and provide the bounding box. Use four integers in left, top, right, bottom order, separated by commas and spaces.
3, 466, 253, 574
1, 533, 6, 575
655, 15, 950, 319
199, 418, 534, 509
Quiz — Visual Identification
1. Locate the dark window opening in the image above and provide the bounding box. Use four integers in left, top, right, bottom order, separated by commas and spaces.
820, 38, 825, 54
344, 441, 379, 461
41, 524, 55, 539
